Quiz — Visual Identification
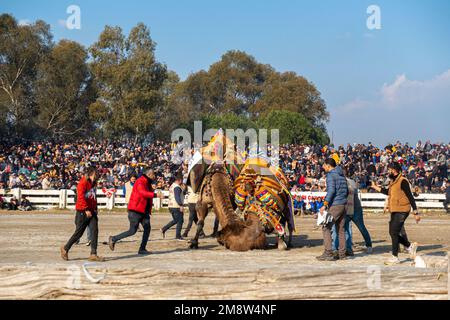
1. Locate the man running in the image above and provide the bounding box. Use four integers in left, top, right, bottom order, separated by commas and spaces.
108, 168, 155, 255
60, 167, 104, 262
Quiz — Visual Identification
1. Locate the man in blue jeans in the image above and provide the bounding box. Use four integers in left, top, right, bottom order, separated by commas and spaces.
316, 158, 348, 261
332, 178, 373, 255
161, 174, 185, 240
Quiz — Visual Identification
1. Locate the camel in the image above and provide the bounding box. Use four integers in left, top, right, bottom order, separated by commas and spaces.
186, 129, 293, 251
233, 158, 295, 250
188, 163, 266, 251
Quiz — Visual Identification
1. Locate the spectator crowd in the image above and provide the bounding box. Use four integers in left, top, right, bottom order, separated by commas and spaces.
0, 139, 448, 197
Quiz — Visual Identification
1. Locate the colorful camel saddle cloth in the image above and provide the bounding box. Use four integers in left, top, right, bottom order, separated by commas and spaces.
234, 157, 295, 236
187, 129, 244, 193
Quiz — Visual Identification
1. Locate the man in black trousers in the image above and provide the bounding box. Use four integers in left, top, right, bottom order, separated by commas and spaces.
61, 167, 104, 262
108, 168, 155, 255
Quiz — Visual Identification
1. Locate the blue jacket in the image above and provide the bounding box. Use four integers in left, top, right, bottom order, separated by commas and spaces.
325, 166, 348, 207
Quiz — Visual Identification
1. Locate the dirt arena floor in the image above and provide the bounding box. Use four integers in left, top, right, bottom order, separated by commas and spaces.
0, 210, 449, 300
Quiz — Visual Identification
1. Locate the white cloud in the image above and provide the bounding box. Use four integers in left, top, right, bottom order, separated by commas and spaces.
18, 19, 31, 26
380, 70, 450, 108
337, 69, 450, 113
329, 70, 450, 146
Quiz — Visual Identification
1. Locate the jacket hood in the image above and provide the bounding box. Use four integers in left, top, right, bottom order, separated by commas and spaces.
331, 166, 345, 177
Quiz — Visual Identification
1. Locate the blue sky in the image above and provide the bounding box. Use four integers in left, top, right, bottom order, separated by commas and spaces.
2, 0, 449, 146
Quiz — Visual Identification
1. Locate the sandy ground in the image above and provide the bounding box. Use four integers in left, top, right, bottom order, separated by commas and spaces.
0, 210, 449, 300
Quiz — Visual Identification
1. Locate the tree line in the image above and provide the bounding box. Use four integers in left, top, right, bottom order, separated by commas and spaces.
0, 14, 330, 145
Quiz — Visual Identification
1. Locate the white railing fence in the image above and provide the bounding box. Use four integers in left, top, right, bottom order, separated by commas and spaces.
0, 188, 447, 211
291, 192, 446, 211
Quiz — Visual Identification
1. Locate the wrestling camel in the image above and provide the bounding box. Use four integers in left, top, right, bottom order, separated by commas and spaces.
188, 163, 266, 251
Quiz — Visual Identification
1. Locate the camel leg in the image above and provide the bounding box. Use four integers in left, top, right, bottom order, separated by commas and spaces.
277, 235, 288, 250
189, 201, 208, 250
287, 230, 293, 248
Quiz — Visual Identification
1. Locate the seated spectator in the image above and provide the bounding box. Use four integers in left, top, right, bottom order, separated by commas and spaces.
8, 196, 18, 210
19, 195, 33, 211
0, 194, 6, 209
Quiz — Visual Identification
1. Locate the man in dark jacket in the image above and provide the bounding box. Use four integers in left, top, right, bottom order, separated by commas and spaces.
161, 173, 186, 240
443, 178, 449, 213
317, 158, 349, 261
61, 166, 104, 262
108, 168, 155, 255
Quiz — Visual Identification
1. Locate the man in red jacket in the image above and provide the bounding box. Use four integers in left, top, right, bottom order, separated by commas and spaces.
60, 167, 104, 261
108, 168, 155, 255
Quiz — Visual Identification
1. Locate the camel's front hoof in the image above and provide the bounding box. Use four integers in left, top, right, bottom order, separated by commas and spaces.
277, 239, 288, 251
189, 241, 199, 250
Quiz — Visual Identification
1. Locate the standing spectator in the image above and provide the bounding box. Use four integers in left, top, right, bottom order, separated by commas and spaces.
123, 175, 137, 205
316, 158, 349, 261
210, 217, 220, 238
108, 168, 155, 255
443, 178, 450, 213
41, 174, 51, 190
332, 178, 373, 256
161, 174, 185, 240
182, 185, 205, 238
371, 162, 420, 265
60, 167, 104, 262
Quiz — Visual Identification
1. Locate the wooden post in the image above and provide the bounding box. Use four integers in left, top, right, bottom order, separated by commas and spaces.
59, 190, 67, 209
153, 198, 161, 211
12, 188, 21, 200
106, 193, 114, 211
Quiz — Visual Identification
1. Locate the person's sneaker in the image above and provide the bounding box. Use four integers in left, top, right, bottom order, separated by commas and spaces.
338, 255, 348, 260
108, 236, 115, 251
138, 249, 151, 255
176, 237, 186, 241
85, 240, 91, 246
60, 246, 69, 261
366, 247, 373, 254
345, 250, 355, 257
384, 255, 401, 265
199, 231, 206, 239
209, 232, 218, 238
182, 232, 189, 238
160, 228, 166, 239
88, 255, 105, 262
407, 242, 418, 259
316, 253, 337, 261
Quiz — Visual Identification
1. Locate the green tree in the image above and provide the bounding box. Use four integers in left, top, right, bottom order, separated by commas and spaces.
0, 14, 52, 138
258, 110, 329, 145
35, 40, 95, 138
253, 71, 329, 126
175, 50, 272, 118
173, 50, 329, 144
201, 113, 258, 132
154, 70, 182, 139
89, 23, 167, 139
